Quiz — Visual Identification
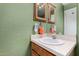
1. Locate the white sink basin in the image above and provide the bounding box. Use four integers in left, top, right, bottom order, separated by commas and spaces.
39, 37, 64, 45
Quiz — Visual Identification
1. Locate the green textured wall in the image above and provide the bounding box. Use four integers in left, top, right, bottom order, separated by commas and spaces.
64, 3, 77, 10
0, 3, 33, 56
55, 3, 64, 34
76, 4, 79, 56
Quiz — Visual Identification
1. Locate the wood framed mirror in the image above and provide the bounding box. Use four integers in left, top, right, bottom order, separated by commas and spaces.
33, 3, 47, 22
33, 3, 56, 24
47, 3, 56, 24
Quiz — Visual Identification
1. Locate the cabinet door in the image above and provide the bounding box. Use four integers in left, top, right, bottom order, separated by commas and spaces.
32, 42, 55, 56
32, 50, 39, 56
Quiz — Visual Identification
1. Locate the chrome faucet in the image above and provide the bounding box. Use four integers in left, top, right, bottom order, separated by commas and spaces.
52, 34, 56, 39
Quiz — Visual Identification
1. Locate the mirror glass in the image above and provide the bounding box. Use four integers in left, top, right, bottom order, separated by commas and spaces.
37, 3, 45, 18
33, 3, 46, 22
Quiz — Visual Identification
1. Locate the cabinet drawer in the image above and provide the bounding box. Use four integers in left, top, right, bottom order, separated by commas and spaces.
32, 42, 55, 56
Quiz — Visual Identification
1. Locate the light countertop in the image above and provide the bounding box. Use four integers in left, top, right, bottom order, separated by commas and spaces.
31, 34, 76, 56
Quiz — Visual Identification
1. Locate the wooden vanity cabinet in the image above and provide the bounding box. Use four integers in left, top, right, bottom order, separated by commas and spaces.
31, 42, 56, 56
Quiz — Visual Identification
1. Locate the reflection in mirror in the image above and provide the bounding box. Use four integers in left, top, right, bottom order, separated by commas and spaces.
38, 3, 45, 18
33, 3, 46, 22
48, 3, 56, 24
